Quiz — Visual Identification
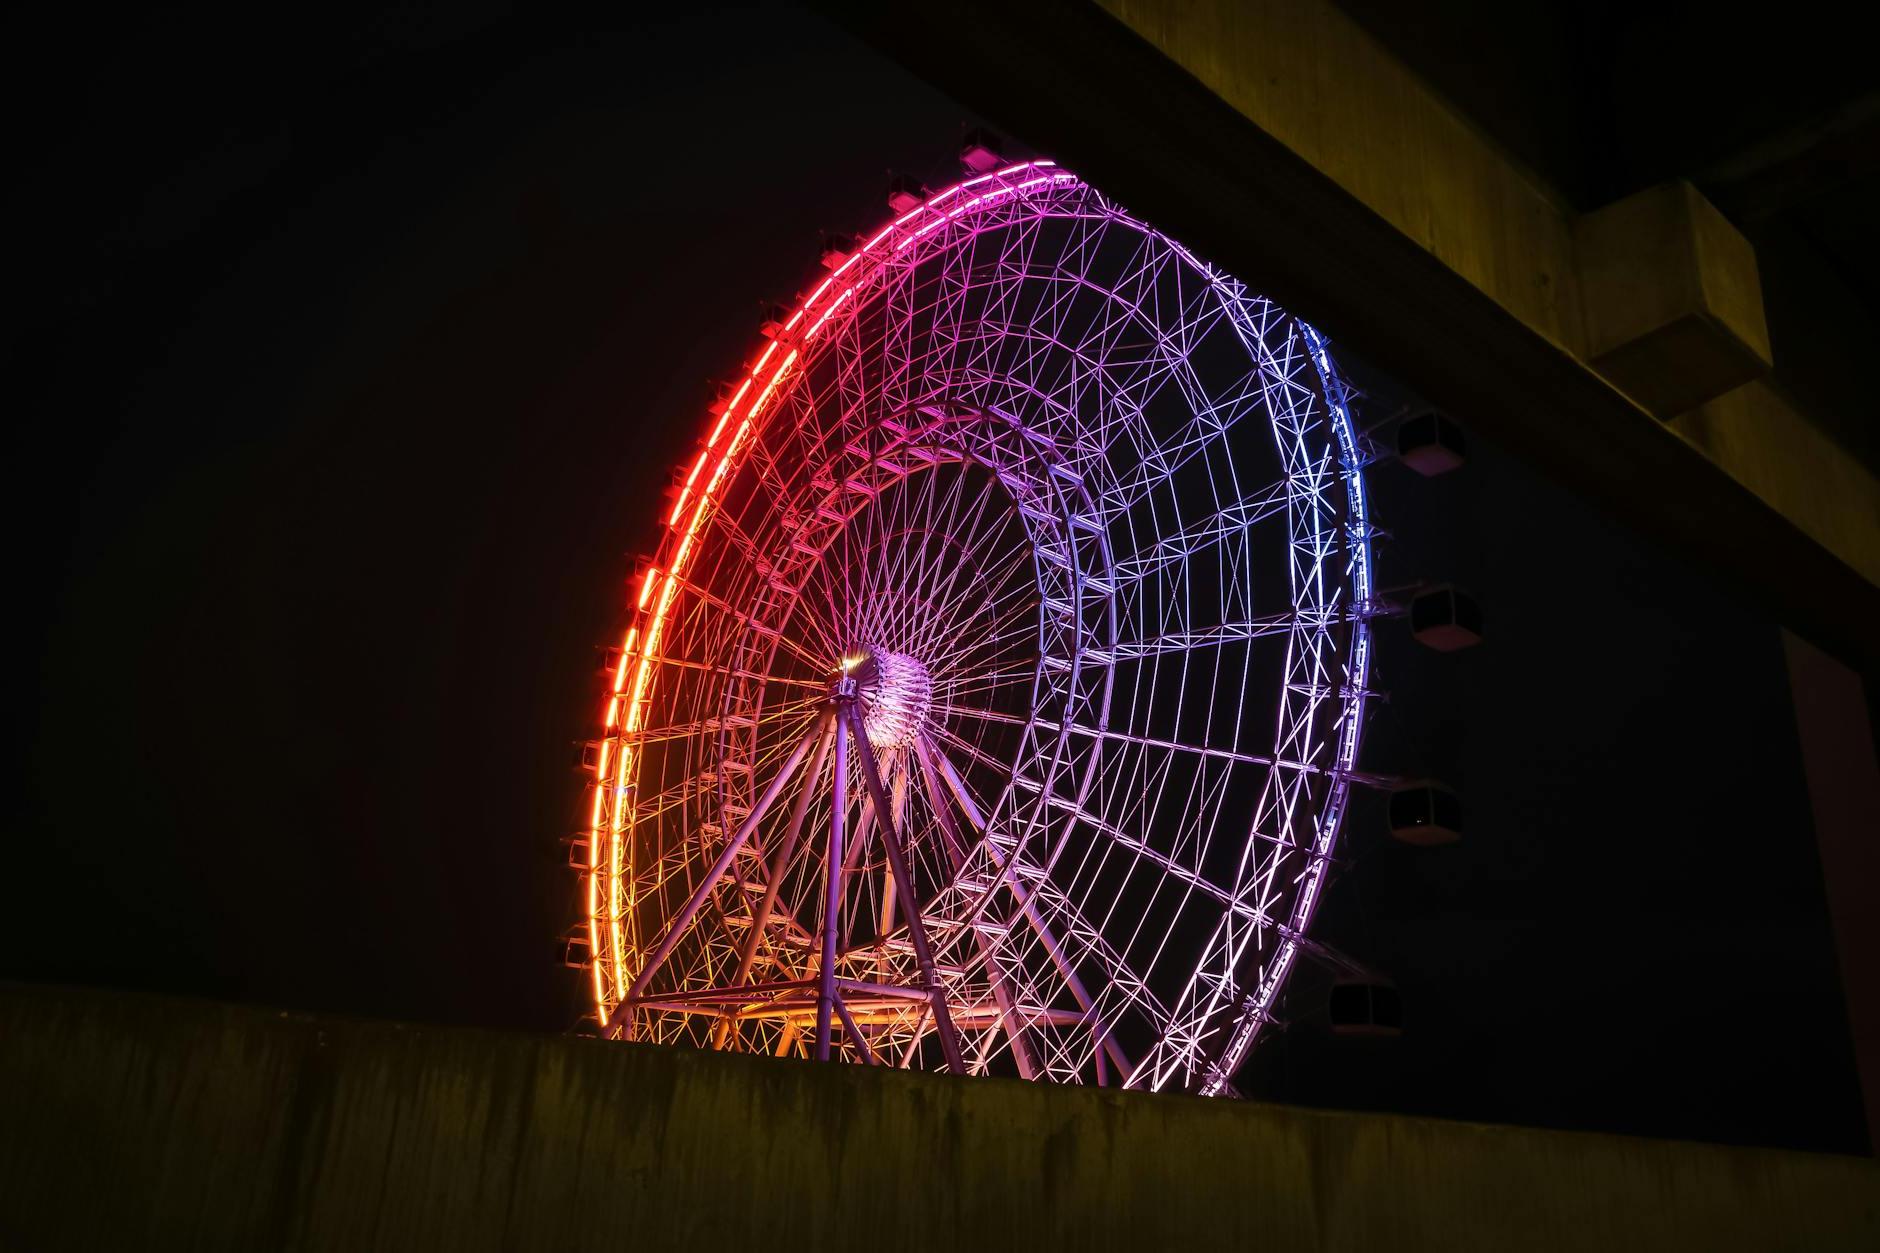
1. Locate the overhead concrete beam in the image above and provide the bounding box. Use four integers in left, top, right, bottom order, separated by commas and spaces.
1675, 381, 1880, 586
814, 0, 1880, 668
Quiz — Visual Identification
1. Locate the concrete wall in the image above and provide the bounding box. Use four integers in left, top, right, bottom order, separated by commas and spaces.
3, 984, 1875, 1251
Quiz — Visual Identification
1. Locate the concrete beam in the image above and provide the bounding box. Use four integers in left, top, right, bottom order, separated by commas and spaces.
814, 0, 1880, 668
3, 984, 1877, 1250
1675, 381, 1880, 586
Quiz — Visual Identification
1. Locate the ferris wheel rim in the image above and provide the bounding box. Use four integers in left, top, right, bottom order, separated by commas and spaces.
580, 158, 1373, 1094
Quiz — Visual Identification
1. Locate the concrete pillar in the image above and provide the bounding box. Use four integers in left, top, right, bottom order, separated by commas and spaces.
1785, 630, 1880, 1150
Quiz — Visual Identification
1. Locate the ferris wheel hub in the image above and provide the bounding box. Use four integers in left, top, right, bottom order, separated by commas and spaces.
838, 645, 933, 750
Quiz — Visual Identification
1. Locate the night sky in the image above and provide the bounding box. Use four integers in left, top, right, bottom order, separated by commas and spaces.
13, 2, 1867, 1155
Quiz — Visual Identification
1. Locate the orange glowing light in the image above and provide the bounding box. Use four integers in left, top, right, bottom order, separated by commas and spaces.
612, 627, 638, 692
669, 451, 710, 524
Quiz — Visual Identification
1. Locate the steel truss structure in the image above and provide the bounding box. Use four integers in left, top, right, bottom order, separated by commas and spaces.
578, 161, 1373, 1094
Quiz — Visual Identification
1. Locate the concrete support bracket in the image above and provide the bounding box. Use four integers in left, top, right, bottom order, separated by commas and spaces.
1576, 180, 1773, 418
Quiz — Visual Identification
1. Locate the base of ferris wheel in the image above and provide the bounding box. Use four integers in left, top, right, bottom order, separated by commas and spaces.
599, 652, 1435, 1081
601, 652, 1144, 1080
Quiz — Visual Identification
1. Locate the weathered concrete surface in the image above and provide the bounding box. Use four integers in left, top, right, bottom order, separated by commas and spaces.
1676, 382, 1880, 586
2, 984, 1875, 1251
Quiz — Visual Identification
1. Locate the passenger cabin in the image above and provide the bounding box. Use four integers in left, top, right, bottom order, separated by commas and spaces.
1388, 781, 1464, 846
1329, 979, 1404, 1037
961, 127, 1006, 173
1409, 585, 1484, 651
1395, 410, 1468, 475
887, 174, 930, 215
820, 233, 854, 270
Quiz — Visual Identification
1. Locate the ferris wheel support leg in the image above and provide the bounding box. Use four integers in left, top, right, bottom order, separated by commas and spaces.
714, 712, 836, 1050
911, 738, 1041, 1081
876, 756, 909, 948
831, 994, 879, 1066
815, 711, 849, 1062
839, 784, 879, 950
846, 706, 968, 1076
920, 734, 1137, 1085
623, 721, 820, 1006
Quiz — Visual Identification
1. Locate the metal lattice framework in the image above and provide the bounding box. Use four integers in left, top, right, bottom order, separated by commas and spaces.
577, 160, 1372, 1094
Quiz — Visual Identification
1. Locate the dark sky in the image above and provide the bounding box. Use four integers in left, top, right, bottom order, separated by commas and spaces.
13, 0, 985, 1034
12, 2, 1867, 1155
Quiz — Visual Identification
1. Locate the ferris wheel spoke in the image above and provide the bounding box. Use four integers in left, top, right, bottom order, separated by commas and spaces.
885, 469, 980, 646
935, 703, 1033, 731
667, 570, 831, 674
919, 557, 1034, 654
895, 516, 998, 657
623, 720, 822, 1006
933, 657, 1036, 712
909, 460, 1011, 592
915, 734, 1138, 1081
909, 738, 1042, 1080
711, 511, 846, 664
870, 479, 961, 635
717, 713, 836, 1015
632, 651, 825, 692
925, 610, 1039, 684
925, 738, 1170, 1023
927, 723, 1014, 780
909, 538, 1035, 670
625, 696, 822, 748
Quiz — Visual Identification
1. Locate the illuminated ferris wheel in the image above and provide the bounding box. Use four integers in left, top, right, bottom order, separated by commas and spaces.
574, 150, 1373, 1094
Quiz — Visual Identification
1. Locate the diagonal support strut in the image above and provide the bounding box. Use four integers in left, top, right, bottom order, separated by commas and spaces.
845, 704, 968, 1075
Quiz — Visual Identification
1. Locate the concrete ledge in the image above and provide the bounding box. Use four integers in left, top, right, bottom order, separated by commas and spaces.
2, 984, 1875, 1251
